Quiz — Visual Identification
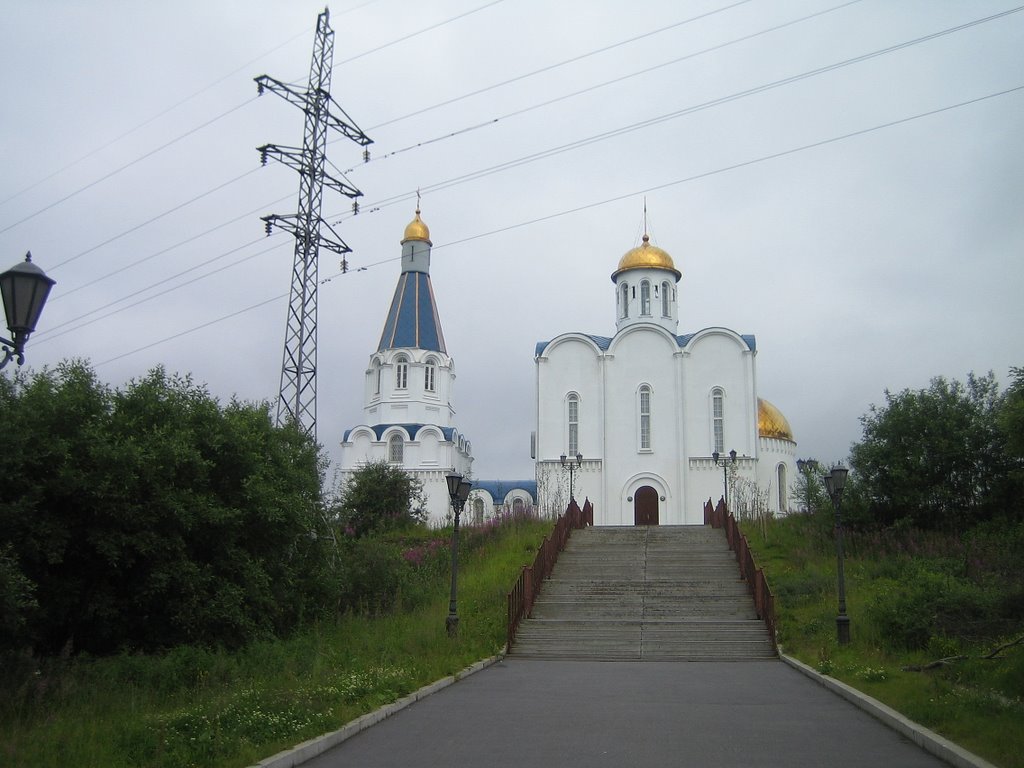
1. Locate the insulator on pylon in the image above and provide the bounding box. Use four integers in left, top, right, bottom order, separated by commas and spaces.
352, 200, 360, 215
259, 147, 268, 166
265, 220, 273, 236
340, 258, 348, 273
363, 148, 370, 163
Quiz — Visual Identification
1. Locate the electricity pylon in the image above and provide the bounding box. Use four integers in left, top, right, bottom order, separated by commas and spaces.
256, 7, 371, 441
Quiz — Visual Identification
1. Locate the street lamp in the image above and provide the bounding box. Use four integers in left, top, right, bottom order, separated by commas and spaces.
560, 452, 583, 502
823, 463, 850, 645
1, 252, 56, 369
445, 472, 472, 637
712, 449, 738, 509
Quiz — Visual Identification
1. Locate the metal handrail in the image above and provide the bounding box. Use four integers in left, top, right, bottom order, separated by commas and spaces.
506, 498, 591, 649
704, 498, 778, 654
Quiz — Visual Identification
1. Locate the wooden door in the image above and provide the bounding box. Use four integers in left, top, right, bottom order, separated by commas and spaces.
634, 486, 659, 526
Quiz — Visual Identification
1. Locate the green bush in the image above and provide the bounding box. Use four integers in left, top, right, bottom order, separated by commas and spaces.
867, 567, 1001, 650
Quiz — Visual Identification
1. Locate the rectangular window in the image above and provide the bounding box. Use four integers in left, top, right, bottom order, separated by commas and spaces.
640, 387, 651, 450
713, 390, 724, 454
425, 364, 435, 392
568, 398, 579, 455
396, 361, 408, 390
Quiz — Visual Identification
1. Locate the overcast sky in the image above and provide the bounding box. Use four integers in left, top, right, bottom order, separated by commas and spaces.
2, 0, 1022, 485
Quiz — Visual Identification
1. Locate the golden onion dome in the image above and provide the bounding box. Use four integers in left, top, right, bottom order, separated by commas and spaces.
758, 398, 795, 442
402, 208, 431, 244
611, 234, 681, 281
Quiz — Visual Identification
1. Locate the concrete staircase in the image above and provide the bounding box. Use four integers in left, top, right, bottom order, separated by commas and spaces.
509, 525, 776, 661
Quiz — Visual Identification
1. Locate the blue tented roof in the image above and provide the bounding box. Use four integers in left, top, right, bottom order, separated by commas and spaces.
377, 271, 447, 353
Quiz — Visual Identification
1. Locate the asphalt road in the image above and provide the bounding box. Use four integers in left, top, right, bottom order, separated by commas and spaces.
301, 659, 949, 767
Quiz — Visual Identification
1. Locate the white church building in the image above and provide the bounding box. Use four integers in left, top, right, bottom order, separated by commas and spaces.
339, 208, 797, 526
338, 207, 474, 522
533, 232, 797, 525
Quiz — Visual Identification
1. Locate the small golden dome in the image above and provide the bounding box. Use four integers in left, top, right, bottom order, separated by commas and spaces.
402, 208, 431, 244
758, 398, 795, 442
612, 234, 680, 281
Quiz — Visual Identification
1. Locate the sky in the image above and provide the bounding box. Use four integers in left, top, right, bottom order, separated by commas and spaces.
2, 0, 1022, 485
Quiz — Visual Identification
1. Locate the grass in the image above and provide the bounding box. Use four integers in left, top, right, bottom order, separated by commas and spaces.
0, 515, 551, 768
744, 513, 1024, 768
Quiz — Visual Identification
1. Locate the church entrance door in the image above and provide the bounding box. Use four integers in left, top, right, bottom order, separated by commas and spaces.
634, 486, 659, 526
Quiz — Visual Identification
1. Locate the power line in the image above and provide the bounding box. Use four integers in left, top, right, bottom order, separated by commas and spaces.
329, 4, 1024, 226
35, 238, 287, 344
0, 26, 313, 211
343, 0, 865, 170
0, 97, 256, 236
364, 0, 757, 131
332, 0, 507, 68
48, 2, 1022, 325
49, 193, 292, 301
49, 167, 262, 272
90, 84, 1024, 368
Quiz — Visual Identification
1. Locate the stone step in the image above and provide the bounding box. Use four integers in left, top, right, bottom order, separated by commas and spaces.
509, 524, 775, 661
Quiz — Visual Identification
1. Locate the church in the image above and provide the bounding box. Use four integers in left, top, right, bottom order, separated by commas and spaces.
338, 207, 475, 522
533, 231, 797, 525
339, 207, 797, 525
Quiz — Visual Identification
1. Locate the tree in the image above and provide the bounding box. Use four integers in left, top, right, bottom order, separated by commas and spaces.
334, 461, 426, 537
0, 361, 337, 654
849, 372, 1012, 531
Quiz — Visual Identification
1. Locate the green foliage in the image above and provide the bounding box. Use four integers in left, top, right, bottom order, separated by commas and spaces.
745, 514, 1024, 767
0, 515, 551, 768
850, 372, 1018, 530
867, 567, 1000, 651
333, 460, 427, 537
0, 361, 335, 654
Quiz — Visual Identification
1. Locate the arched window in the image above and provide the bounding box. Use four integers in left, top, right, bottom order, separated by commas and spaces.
395, 355, 408, 390
712, 388, 724, 454
567, 393, 580, 456
388, 434, 404, 464
640, 280, 651, 315
620, 283, 629, 318
778, 464, 787, 512
513, 498, 525, 515
639, 384, 652, 451
473, 497, 484, 524
661, 281, 671, 317
424, 357, 437, 392
374, 361, 381, 394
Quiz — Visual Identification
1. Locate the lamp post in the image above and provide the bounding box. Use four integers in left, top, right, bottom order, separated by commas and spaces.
796, 458, 819, 513
1, 252, 56, 369
445, 472, 472, 637
712, 449, 738, 509
823, 464, 851, 645
560, 452, 583, 502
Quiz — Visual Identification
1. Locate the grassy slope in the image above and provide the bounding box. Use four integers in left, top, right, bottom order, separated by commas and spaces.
744, 514, 1024, 768
0, 518, 550, 768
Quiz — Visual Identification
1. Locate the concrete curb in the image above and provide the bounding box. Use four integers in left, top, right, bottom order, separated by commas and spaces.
780, 653, 998, 768
251, 650, 507, 768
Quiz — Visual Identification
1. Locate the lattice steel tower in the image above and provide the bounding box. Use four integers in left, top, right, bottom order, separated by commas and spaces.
256, 7, 371, 440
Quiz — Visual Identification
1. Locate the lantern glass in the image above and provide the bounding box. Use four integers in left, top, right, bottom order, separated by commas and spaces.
446, 473, 463, 500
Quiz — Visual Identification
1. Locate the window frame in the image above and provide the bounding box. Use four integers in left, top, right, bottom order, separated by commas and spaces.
639, 384, 652, 451
395, 355, 408, 390
388, 434, 404, 464
640, 280, 651, 316
712, 387, 724, 454
567, 392, 580, 456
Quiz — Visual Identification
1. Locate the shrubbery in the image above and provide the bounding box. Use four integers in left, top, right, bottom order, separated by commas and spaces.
0, 361, 336, 654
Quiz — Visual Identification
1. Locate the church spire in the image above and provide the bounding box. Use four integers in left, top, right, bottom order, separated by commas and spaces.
378, 205, 446, 352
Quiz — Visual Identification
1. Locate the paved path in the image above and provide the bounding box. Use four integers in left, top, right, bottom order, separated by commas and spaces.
301, 659, 948, 768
